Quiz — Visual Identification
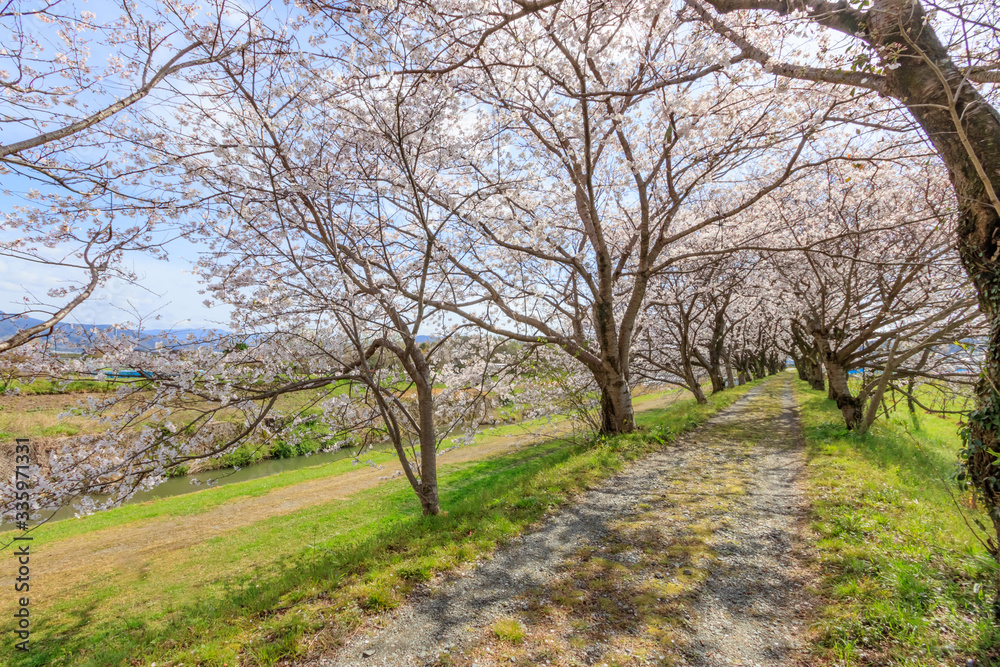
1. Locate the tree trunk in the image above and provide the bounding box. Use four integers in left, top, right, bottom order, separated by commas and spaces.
599, 372, 636, 434
683, 362, 708, 405
753, 353, 767, 379
414, 381, 440, 516
807, 358, 825, 392
772, 354, 784, 375
708, 367, 726, 394
725, 354, 735, 388
799, 352, 825, 391
791, 321, 826, 391
823, 358, 865, 430
791, 352, 806, 381
811, 329, 864, 430
707, 321, 728, 393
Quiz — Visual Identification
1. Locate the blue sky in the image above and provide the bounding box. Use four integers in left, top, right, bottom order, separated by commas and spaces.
0, 237, 230, 330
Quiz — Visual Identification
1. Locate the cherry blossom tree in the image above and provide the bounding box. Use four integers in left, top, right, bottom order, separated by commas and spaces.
633, 256, 762, 402
679, 0, 1000, 601
360, 0, 867, 434
770, 160, 984, 432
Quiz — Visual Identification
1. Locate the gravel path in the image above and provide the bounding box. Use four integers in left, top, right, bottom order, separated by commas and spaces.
677, 377, 814, 667
301, 376, 814, 667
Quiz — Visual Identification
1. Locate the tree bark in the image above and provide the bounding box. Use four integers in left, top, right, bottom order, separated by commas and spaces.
824, 358, 864, 430
807, 360, 825, 392
695, 345, 726, 394
414, 380, 440, 516
682, 361, 708, 405
791, 352, 806, 381
708, 368, 726, 394
811, 327, 865, 429
799, 344, 826, 391
707, 312, 728, 393
599, 372, 637, 433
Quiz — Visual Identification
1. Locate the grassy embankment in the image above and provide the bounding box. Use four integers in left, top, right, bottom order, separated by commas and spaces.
795, 378, 1000, 665
0, 380, 761, 667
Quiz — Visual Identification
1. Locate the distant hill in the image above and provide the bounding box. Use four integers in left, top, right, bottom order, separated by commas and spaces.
0, 315, 436, 351
0, 314, 226, 352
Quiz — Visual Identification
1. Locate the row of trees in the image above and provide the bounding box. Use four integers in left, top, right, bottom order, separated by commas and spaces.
0, 0, 996, 585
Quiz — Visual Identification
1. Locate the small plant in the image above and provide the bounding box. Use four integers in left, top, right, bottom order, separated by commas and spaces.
359, 584, 399, 612
397, 563, 433, 582
221, 443, 260, 468
270, 441, 296, 459
491, 617, 525, 644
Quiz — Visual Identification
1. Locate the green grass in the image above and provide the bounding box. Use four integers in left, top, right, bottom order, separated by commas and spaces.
491, 617, 526, 644
795, 378, 1000, 666
3, 377, 117, 394
0, 380, 762, 667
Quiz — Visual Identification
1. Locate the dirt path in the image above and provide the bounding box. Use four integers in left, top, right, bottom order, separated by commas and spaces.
677, 377, 813, 667
303, 375, 815, 667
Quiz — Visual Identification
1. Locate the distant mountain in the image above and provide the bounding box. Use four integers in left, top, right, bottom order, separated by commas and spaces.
0, 314, 226, 352
1, 314, 439, 352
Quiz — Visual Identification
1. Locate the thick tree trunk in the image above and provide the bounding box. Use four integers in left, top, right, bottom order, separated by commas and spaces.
791, 352, 806, 381
591, 283, 636, 435
754, 353, 768, 379
708, 368, 726, 394
812, 329, 864, 430
791, 320, 826, 391
725, 354, 735, 388
599, 372, 636, 434
682, 362, 708, 405
824, 359, 864, 430
806, 357, 825, 392
767, 355, 780, 376
707, 322, 728, 393
798, 352, 825, 391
